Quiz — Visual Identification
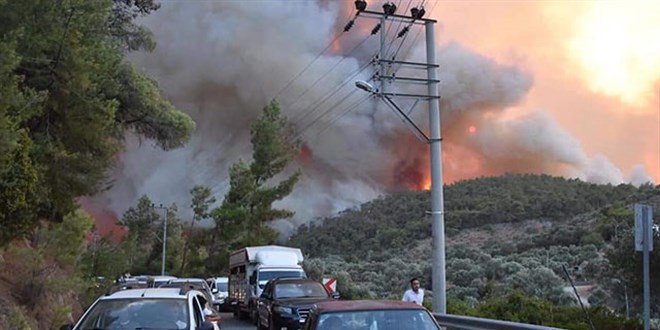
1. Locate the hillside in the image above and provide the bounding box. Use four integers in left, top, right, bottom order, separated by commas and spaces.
287, 174, 660, 321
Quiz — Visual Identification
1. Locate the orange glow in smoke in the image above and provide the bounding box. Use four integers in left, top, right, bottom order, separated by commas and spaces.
421, 176, 431, 190
468, 125, 477, 134
299, 143, 313, 163
79, 197, 126, 241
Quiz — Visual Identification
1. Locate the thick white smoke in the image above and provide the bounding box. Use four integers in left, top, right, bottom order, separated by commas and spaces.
93, 1, 653, 237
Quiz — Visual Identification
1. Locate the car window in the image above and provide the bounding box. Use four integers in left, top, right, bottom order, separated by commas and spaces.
216, 281, 228, 291
317, 310, 439, 330
191, 296, 204, 327
76, 298, 190, 330
274, 282, 328, 299
258, 270, 305, 288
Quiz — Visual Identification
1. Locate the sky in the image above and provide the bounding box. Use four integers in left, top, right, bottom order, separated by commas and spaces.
85, 0, 660, 236
429, 0, 659, 184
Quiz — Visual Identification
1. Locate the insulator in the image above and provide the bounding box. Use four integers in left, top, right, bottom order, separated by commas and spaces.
383, 2, 397, 15
371, 23, 381, 35
354, 0, 367, 12
344, 19, 355, 32
416, 8, 426, 19
411, 6, 425, 19
397, 26, 409, 38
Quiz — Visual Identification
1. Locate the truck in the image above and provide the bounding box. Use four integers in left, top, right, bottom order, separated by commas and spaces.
228, 245, 307, 322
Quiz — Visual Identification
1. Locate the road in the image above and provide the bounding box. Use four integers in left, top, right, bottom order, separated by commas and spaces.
219, 312, 254, 330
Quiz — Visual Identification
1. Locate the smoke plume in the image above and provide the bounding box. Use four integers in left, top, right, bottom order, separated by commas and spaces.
89, 1, 655, 237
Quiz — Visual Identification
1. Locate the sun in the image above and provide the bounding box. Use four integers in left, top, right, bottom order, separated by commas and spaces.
567, 1, 660, 108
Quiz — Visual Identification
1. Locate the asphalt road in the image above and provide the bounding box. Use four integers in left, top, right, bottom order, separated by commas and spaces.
219, 312, 255, 330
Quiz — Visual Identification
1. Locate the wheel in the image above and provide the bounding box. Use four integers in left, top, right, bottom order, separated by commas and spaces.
257, 316, 267, 330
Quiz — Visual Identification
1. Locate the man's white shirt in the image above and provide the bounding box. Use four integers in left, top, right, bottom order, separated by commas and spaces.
402, 288, 424, 305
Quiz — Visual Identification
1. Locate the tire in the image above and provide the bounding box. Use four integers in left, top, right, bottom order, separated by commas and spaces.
257, 315, 267, 330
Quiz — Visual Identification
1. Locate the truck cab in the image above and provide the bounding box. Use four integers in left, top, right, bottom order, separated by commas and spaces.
229, 245, 307, 323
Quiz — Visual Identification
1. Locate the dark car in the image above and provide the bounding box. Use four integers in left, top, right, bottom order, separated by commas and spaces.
303, 300, 441, 330
257, 278, 337, 330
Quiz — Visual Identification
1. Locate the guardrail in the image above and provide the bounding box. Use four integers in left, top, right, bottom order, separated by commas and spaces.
434, 314, 565, 330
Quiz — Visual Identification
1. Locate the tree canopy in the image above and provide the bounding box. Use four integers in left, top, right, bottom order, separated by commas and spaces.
0, 0, 195, 246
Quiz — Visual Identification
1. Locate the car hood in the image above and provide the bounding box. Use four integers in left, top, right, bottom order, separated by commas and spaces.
275, 296, 334, 306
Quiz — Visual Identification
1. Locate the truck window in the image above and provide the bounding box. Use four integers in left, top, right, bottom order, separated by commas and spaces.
257, 270, 305, 288
250, 270, 257, 285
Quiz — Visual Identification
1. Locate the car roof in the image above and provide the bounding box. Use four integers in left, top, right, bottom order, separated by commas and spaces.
150, 275, 177, 280
101, 288, 200, 300
314, 300, 427, 313
170, 278, 205, 282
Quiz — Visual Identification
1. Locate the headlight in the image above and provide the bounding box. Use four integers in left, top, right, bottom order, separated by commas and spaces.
273, 306, 293, 315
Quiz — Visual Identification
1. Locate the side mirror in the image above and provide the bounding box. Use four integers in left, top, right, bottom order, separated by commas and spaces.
331, 292, 340, 299
198, 321, 215, 330
60, 324, 74, 330
212, 288, 218, 294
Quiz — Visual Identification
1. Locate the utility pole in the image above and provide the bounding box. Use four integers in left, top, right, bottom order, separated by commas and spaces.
634, 204, 653, 330
153, 203, 169, 276
352, 1, 446, 314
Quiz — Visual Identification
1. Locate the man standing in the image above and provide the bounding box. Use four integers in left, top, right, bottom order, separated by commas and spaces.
402, 278, 424, 306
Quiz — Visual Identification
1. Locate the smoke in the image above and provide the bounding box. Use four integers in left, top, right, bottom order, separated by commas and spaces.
89, 1, 654, 238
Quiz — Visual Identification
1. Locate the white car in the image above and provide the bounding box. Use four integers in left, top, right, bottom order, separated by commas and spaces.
61, 288, 216, 330
207, 277, 229, 310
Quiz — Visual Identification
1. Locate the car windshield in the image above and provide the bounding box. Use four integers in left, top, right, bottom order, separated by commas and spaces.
274, 282, 328, 299
77, 298, 189, 330
258, 271, 305, 288
316, 310, 439, 330
216, 282, 228, 291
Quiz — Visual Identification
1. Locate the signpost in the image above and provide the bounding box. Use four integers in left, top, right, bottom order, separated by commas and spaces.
634, 204, 653, 330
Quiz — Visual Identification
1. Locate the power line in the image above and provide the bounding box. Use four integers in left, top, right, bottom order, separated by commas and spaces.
384, 0, 414, 60
390, 0, 438, 74
293, 58, 374, 125
296, 88, 361, 138
284, 34, 373, 112
273, 8, 356, 100
313, 94, 372, 138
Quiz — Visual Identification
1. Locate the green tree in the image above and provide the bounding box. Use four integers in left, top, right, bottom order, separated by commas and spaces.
209, 100, 300, 269
117, 195, 162, 273
180, 186, 215, 274
0, 0, 195, 246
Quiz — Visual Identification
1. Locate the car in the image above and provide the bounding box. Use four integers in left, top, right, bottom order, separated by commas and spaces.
257, 278, 337, 330
302, 300, 441, 330
59, 287, 217, 330
207, 277, 229, 311
161, 277, 216, 309
148, 275, 178, 288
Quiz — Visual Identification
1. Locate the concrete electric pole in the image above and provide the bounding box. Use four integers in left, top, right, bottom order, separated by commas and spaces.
353, 0, 446, 314
153, 203, 169, 276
